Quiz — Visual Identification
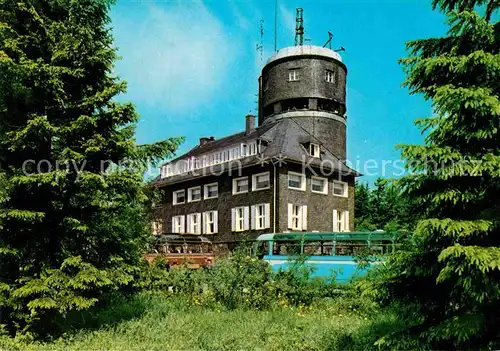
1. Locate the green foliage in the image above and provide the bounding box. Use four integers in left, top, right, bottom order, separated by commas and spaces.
0, 290, 390, 351
0, 0, 181, 336
354, 178, 418, 232
200, 252, 275, 309
373, 0, 500, 348
133, 250, 346, 311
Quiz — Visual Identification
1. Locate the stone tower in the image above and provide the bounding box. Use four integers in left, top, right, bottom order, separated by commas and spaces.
258, 45, 347, 160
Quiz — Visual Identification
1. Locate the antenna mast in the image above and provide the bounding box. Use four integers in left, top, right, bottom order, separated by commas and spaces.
323, 31, 333, 49
274, 0, 278, 51
256, 19, 264, 65
295, 8, 304, 46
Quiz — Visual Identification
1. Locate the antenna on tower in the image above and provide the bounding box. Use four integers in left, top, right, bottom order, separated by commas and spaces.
323, 31, 333, 49
295, 8, 304, 46
274, 0, 278, 51
256, 19, 264, 65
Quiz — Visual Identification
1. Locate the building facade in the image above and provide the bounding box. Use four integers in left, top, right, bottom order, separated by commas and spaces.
152, 45, 359, 245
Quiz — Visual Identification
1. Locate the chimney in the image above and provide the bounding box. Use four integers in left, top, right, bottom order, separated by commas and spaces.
245, 114, 256, 135
199, 137, 210, 146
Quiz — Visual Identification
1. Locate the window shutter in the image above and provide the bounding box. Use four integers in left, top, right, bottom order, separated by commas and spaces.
333, 210, 338, 232
180, 216, 185, 234
186, 215, 192, 234
244, 206, 250, 230
264, 203, 270, 229
231, 209, 236, 231
196, 213, 202, 234
250, 205, 256, 230
302, 206, 308, 231
171, 217, 176, 233
344, 211, 350, 232
213, 211, 218, 233
202, 213, 207, 234
288, 203, 293, 229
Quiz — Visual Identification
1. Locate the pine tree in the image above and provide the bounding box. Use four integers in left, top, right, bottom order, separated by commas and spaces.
0, 0, 181, 335
354, 181, 374, 230
378, 0, 500, 347
354, 179, 417, 232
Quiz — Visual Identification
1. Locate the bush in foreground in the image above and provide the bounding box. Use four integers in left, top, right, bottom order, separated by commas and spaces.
137, 251, 347, 310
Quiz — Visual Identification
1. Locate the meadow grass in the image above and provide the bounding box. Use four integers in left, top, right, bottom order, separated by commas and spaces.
0, 291, 392, 350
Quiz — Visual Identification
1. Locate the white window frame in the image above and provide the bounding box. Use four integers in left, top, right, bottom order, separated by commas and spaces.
311, 176, 328, 194
186, 213, 201, 234
204, 182, 218, 199
332, 180, 348, 198
187, 186, 201, 202
288, 69, 300, 82
203, 211, 218, 235
231, 206, 249, 232
325, 69, 335, 83
288, 204, 307, 231
172, 215, 185, 234
232, 176, 249, 195
288, 171, 306, 191
309, 143, 320, 158
173, 190, 185, 205
255, 204, 265, 230
333, 210, 350, 232
252, 172, 270, 191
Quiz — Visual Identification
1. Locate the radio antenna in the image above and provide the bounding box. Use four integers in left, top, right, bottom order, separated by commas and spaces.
295, 8, 304, 46
256, 19, 264, 65
274, 0, 278, 51
323, 31, 333, 49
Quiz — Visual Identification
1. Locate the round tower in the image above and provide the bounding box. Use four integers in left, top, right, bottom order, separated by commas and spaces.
258, 45, 347, 159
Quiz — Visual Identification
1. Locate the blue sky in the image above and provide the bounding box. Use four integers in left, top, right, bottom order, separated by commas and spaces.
111, 0, 448, 183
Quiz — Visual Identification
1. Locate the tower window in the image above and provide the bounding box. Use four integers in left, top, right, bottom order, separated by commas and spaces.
288, 69, 300, 82
325, 70, 335, 83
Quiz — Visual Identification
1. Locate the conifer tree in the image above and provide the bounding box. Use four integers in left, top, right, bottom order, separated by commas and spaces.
0, 0, 181, 334
379, 0, 500, 347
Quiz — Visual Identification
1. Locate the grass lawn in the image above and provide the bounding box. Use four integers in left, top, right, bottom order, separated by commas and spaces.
0, 292, 381, 350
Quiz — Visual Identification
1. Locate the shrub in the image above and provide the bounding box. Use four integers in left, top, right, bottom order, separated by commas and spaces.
203, 252, 275, 309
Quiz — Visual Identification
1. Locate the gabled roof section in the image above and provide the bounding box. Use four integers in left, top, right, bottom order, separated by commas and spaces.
152, 118, 359, 187
160, 121, 278, 167
267, 119, 357, 175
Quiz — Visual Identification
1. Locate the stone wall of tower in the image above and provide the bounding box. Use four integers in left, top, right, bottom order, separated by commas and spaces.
260, 57, 347, 112
258, 47, 348, 160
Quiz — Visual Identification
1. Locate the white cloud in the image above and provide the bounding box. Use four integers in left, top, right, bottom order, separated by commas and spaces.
113, 1, 235, 115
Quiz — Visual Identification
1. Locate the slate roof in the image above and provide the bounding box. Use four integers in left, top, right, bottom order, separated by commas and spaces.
152, 119, 360, 187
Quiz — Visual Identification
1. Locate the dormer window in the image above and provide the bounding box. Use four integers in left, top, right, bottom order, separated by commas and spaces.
309, 143, 321, 158
288, 69, 300, 82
